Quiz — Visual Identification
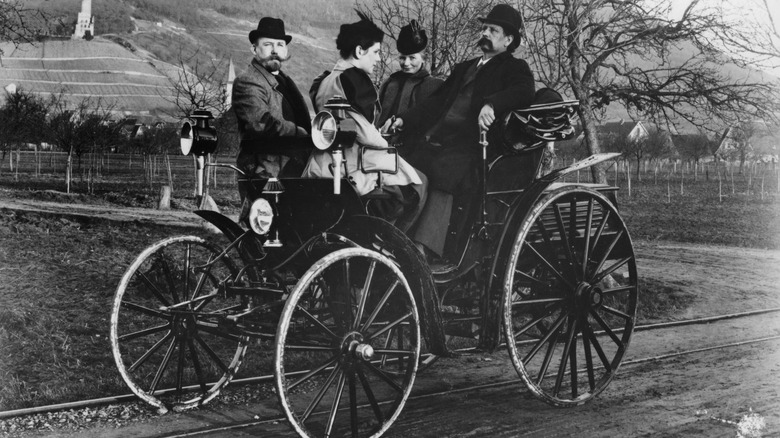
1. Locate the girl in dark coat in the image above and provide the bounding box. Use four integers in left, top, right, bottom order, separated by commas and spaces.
377, 20, 442, 154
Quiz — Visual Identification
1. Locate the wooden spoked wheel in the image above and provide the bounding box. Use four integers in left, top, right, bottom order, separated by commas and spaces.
110, 236, 249, 412
275, 247, 420, 438
503, 187, 638, 406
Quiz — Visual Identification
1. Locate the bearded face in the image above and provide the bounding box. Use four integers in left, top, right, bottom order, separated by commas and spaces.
254, 37, 289, 72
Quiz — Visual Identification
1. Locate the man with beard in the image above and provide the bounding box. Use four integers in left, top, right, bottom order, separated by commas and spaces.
233, 17, 311, 185
382, 4, 535, 260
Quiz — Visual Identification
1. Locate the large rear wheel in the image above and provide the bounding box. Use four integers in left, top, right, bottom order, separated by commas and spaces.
503, 187, 638, 406
110, 236, 249, 412
275, 247, 420, 438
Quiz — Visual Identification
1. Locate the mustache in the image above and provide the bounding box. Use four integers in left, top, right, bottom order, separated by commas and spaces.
477, 37, 493, 50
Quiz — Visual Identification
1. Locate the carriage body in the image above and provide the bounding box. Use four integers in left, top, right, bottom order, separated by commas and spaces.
110, 99, 639, 437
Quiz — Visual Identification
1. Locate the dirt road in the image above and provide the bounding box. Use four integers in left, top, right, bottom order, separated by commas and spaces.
1, 200, 778, 437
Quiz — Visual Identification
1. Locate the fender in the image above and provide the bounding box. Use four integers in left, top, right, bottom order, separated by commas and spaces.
478, 153, 620, 351
333, 215, 451, 357
194, 210, 265, 271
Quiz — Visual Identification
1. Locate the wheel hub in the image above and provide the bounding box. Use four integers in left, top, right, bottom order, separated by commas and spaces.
341, 332, 374, 362
574, 282, 603, 311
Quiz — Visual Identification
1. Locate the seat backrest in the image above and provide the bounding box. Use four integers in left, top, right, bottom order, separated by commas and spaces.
486, 148, 545, 193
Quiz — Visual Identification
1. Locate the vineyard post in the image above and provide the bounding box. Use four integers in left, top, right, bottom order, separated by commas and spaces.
747, 162, 753, 196
654, 162, 658, 185
667, 173, 671, 203
680, 167, 684, 195
730, 163, 735, 194
718, 167, 722, 203
627, 161, 631, 198
760, 169, 764, 201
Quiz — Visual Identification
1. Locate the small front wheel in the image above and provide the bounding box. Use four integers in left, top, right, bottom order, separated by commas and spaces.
110, 236, 249, 411
503, 187, 638, 406
275, 247, 420, 438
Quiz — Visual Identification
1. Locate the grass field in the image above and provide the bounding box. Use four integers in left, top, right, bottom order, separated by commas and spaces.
0, 158, 777, 410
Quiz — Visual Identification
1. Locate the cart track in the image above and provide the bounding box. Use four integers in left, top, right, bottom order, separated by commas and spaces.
1, 307, 777, 423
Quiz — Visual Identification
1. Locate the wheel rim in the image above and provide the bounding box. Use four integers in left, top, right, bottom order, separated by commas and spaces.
504, 188, 638, 406
110, 236, 249, 411
275, 247, 420, 438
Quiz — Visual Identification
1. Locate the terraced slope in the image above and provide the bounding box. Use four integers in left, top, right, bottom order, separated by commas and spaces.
0, 38, 178, 117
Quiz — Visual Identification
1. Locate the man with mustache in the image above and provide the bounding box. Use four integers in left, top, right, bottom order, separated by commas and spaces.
233, 17, 311, 188
382, 4, 535, 261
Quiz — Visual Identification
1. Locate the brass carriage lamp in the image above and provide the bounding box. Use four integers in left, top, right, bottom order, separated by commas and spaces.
180, 110, 218, 204
311, 96, 357, 194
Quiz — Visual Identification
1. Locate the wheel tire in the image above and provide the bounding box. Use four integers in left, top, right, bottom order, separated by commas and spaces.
275, 247, 420, 438
110, 235, 249, 412
503, 187, 638, 406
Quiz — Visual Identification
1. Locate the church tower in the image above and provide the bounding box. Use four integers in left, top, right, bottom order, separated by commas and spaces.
73, 0, 95, 39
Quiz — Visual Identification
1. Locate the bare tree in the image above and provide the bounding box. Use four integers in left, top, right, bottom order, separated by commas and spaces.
523, 0, 780, 183
0, 88, 49, 171
676, 132, 714, 167
357, 0, 493, 79
165, 49, 231, 118
46, 95, 116, 193
0, 0, 47, 56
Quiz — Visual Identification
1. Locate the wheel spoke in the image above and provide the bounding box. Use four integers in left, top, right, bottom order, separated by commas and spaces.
513, 304, 563, 339
524, 242, 575, 290
569, 323, 580, 399
588, 209, 612, 260
590, 229, 624, 280
356, 364, 385, 423
137, 271, 171, 307
361, 278, 400, 331
195, 321, 244, 342
590, 309, 625, 348
363, 360, 403, 393
296, 304, 340, 340
149, 334, 177, 394
367, 311, 413, 342
584, 325, 612, 373
372, 349, 415, 357
301, 363, 341, 423
513, 268, 550, 286
582, 326, 596, 391
511, 297, 564, 307
553, 202, 577, 279
600, 305, 633, 322
288, 355, 339, 391
535, 327, 561, 385
193, 332, 229, 373
175, 336, 186, 397
324, 372, 347, 437
522, 312, 567, 363
592, 256, 632, 285
187, 335, 208, 393
582, 198, 595, 280
128, 330, 174, 372
158, 255, 181, 304
122, 301, 170, 320
552, 317, 576, 397
349, 370, 359, 438
601, 285, 636, 295
285, 344, 336, 352
353, 260, 377, 330
119, 323, 170, 342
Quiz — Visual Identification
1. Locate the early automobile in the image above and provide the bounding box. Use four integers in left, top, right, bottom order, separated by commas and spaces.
110, 94, 637, 437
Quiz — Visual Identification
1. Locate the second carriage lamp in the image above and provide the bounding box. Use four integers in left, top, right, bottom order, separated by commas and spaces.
311, 96, 357, 194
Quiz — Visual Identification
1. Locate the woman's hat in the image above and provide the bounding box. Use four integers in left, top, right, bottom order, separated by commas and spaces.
478, 4, 523, 40
249, 17, 292, 44
397, 20, 427, 55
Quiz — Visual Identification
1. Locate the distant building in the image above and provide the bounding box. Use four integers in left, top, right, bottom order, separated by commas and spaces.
73, 0, 95, 39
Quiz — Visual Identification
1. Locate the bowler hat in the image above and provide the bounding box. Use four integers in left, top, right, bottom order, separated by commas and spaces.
397, 20, 428, 55
478, 4, 523, 39
249, 17, 292, 44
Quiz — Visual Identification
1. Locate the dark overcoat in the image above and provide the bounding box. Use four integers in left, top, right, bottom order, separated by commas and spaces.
232, 58, 311, 177
399, 51, 535, 193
